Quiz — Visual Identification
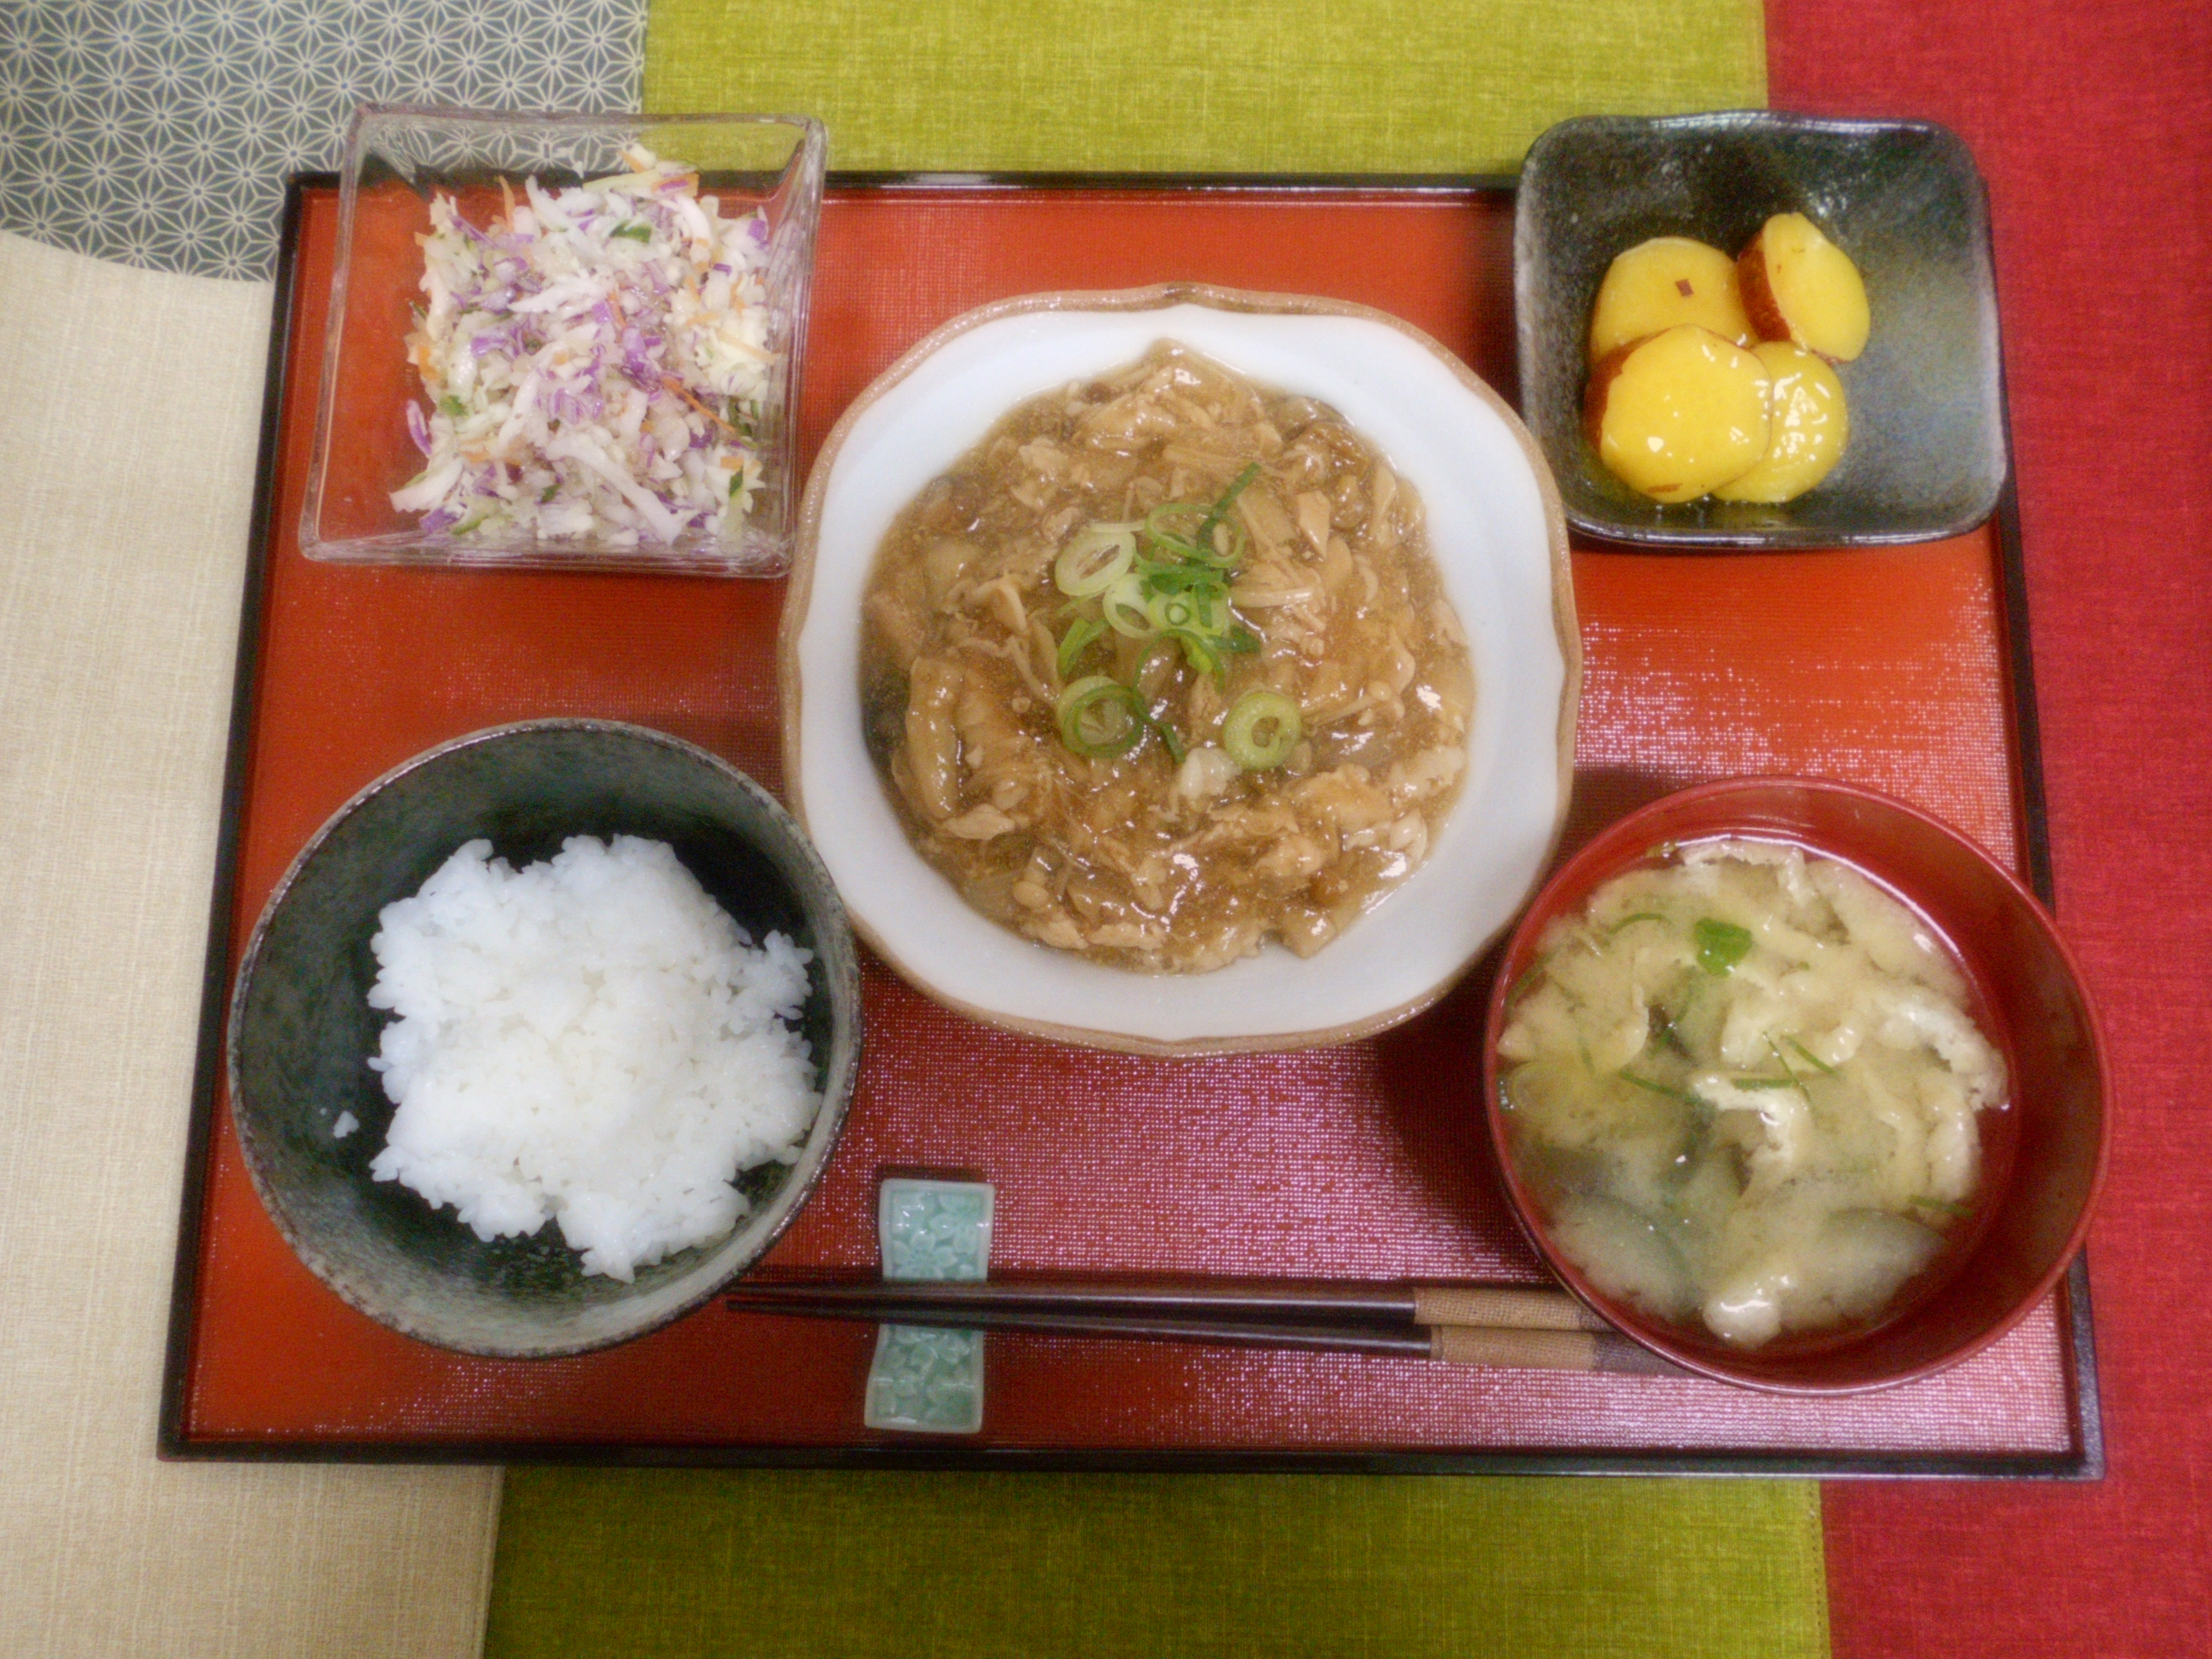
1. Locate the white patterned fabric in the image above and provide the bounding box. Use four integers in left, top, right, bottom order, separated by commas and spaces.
0, 0, 645, 280
0, 227, 502, 1659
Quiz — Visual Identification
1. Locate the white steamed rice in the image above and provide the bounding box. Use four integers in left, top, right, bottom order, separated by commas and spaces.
365, 834, 820, 1281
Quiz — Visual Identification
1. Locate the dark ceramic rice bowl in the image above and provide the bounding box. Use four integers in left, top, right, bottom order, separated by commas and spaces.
227, 719, 860, 1357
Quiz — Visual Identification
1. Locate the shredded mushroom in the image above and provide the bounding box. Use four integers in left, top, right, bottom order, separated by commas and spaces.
859, 343, 1474, 972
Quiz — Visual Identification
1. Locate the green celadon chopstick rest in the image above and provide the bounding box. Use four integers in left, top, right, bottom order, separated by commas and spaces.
864, 1178, 995, 1433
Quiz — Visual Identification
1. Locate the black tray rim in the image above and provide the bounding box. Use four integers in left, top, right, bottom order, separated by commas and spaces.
159, 170, 2100, 1480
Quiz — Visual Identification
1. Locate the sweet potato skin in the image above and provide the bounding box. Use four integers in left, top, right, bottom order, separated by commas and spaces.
1738, 231, 1793, 347
1582, 340, 1639, 454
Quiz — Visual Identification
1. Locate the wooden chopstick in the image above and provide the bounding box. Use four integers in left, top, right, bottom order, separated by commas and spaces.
725, 1275, 1607, 1332
721, 1278, 1678, 1375
737, 1300, 1438, 1355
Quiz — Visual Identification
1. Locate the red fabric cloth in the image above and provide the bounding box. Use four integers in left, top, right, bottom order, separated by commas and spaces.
1765, 0, 2212, 1650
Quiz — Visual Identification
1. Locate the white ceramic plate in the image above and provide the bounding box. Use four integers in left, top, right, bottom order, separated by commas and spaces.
782, 286, 1577, 1054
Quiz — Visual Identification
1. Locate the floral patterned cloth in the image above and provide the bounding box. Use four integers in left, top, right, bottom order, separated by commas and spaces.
0, 0, 644, 280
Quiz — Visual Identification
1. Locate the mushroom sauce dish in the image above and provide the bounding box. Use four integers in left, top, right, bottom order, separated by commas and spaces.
859, 343, 1475, 973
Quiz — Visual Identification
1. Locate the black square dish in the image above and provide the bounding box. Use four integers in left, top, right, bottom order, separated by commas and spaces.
1516, 112, 2006, 548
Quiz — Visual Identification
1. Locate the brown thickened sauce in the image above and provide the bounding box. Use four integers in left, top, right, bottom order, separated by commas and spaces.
859, 343, 1473, 974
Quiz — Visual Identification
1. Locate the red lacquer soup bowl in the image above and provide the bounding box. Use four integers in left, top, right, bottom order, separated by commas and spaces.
1481, 777, 2109, 1392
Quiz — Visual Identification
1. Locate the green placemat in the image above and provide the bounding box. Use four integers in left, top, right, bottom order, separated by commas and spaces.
643, 0, 1765, 174
489, 7, 1817, 1659
489, 1470, 1826, 1659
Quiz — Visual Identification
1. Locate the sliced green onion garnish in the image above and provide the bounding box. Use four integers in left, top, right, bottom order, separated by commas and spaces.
1146, 584, 1229, 639
1137, 558, 1211, 592
1764, 1035, 1812, 1099
1606, 911, 1666, 936
1146, 588, 1203, 634
610, 222, 653, 241
1222, 689, 1302, 771
1784, 1036, 1839, 1076
439, 395, 468, 419
1618, 1069, 1709, 1109
1054, 524, 1137, 597
1186, 584, 1230, 636
1693, 918, 1754, 975
1507, 954, 1552, 1005
1056, 676, 1146, 758
1649, 1005, 1693, 1059
1191, 461, 1262, 555
1141, 504, 1208, 562
1184, 521, 1249, 570
1146, 709, 1187, 766
1145, 477, 1254, 571
1102, 572, 1155, 638
1166, 628, 1224, 681
1057, 617, 1105, 679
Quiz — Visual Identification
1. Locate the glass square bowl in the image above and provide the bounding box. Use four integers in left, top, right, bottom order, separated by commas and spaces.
1515, 112, 2007, 549
304, 107, 826, 575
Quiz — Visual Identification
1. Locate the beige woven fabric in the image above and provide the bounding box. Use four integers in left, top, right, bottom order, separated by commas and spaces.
0, 230, 500, 1659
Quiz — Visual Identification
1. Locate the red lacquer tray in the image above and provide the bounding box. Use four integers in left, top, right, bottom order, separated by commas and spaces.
161, 176, 2100, 1474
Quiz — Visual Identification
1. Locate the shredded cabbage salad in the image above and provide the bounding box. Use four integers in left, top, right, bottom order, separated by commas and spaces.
392, 146, 778, 549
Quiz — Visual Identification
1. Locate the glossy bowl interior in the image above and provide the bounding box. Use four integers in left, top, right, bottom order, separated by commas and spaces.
1515, 111, 2006, 549
1482, 778, 2107, 1391
784, 285, 1579, 1054
228, 720, 861, 1357
304, 106, 826, 575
